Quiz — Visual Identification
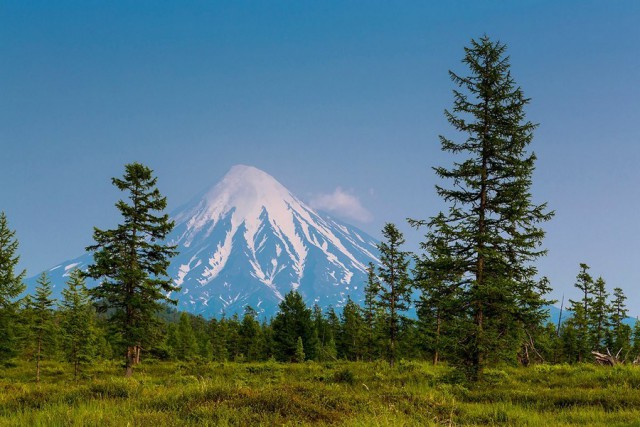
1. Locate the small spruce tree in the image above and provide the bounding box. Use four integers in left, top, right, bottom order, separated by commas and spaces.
29, 272, 56, 383
589, 277, 608, 352
607, 287, 631, 357
271, 291, 317, 362
340, 297, 365, 361
375, 223, 412, 367
176, 313, 198, 361
568, 264, 594, 362
60, 269, 96, 379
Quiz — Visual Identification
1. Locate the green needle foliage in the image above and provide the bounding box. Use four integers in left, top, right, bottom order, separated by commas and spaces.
607, 287, 631, 356
590, 276, 608, 351
411, 36, 553, 379
85, 162, 178, 376
60, 269, 96, 379
373, 223, 412, 368
239, 306, 266, 362
339, 297, 366, 361
363, 263, 383, 361
0, 212, 26, 363
414, 236, 462, 366
175, 313, 198, 361
28, 272, 56, 383
567, 264, 595, 362
272, 291, 317, 362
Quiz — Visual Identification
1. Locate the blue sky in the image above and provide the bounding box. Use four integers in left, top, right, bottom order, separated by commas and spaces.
2, 1, 639, 313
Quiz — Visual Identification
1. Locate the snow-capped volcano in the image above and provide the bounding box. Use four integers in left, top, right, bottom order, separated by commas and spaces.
27, 165, 380, 317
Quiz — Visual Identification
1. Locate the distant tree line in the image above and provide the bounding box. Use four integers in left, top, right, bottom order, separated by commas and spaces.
2, 204, 640, 381
1, 36, 638, 381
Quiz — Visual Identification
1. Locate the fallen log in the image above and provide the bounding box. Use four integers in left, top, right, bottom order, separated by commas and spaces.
592, 348, 622, 366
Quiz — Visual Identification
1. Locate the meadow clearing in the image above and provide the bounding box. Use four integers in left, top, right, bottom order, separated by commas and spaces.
2, 360, 640, 426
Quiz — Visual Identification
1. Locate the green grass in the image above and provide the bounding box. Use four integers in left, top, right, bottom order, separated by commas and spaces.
2, 360, 640, 426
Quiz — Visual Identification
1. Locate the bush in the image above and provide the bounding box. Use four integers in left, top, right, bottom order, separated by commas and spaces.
333, 368, 355, 385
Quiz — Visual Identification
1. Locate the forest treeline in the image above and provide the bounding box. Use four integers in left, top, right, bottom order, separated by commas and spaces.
1, 36, 638, 381
1, 212, 639, 381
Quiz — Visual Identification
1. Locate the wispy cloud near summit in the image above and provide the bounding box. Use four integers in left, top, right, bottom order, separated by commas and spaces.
310, 187, 373, 223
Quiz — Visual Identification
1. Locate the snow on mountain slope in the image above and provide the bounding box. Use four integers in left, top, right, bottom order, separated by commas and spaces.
26, 165, 380, 317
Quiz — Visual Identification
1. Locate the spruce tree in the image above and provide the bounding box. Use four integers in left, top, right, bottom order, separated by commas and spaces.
362, 263, 381, 361
568, 264, 594, 361
85, 162, 177, 376
0, 212, 26, 362
560, 321, 580, 363
325, 306, 341, 354
271, 291, 317, 362
607, 287, 631, 356
225, 314, 242, 361
631, 318, 640, 362
413, 236, 462, 365
240, 306, 264, 361
60, 269, 96, 379
412, 36, 553, 378
568, 305, 593, 363
375, 223, 412, 367
261, 320, 275, 360
190, 315, 213, 360
175, 313, 198, 361
589, 277, 608, 352
340, 297, 365, 361
29, 272, 56, 383
312, 304, 330, 358
209, 318, 229, 362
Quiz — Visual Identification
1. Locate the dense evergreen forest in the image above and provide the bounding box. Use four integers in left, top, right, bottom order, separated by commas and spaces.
1, 37, 639, 384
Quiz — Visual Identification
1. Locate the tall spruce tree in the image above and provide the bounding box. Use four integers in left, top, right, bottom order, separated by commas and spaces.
60, 269, 96, 379
375, 223, 412, 367
412, 36, 553, 379
0, 212, 26, 362
85, 162, 177, 376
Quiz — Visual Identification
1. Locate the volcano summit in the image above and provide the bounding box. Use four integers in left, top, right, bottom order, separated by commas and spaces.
30, 165, 380, 317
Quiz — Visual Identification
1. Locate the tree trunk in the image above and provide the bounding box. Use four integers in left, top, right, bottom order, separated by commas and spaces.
73, 343, 78, 380
433, 312, 441, 366
125, 346, 136, 377
389, 263, 396, 368
36, 337, 41, 384
473, 73, 490, 380
134, 345, 141, 365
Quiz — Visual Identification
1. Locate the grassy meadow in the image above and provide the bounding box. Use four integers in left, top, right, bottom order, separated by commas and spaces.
2, 360, 640, 426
